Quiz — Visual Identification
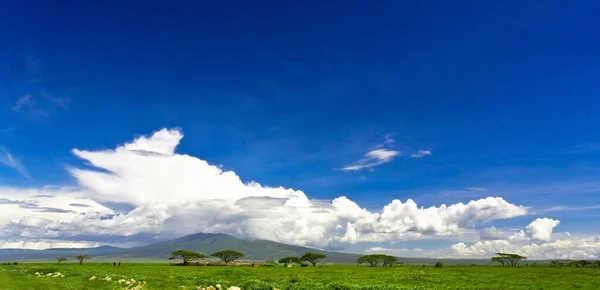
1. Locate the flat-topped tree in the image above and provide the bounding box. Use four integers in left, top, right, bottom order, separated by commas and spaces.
278, 256, 300, 267
300, 252, 326, 267
56, 257, 67, 265
491, 256, 506, 266
169, 250, 207, 265
75, 254, 89, 265
357, 254, 388, 267
492, 253, 527, 267
211, 250, 244, 263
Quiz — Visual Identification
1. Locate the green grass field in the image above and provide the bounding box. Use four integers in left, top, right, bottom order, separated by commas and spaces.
1, 263, 599, 289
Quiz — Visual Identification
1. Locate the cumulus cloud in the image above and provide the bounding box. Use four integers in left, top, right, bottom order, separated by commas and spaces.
451, 236, 600, 260
508, 218, 560, 242
0, 128, 529, 249
525, 218, 560, 241
452, 217, 598, 259
341, 149, 401, 171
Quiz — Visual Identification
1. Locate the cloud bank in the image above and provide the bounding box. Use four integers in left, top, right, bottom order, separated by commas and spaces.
0, 128, 533, 253
453, 218, 600, 259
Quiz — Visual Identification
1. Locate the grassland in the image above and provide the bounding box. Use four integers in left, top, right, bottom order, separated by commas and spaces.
1, 263, 599, 290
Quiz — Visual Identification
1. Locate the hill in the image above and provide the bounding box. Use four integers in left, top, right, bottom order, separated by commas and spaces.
0, 232, 495, 264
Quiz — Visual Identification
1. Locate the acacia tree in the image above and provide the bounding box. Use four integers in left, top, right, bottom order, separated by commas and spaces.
300, 252, 327, 267
491, 253, 526, 267
357, 254, 386, 267
211, 250, 245, 263
383, 255, 398, 267
75, 254, 89, 265
56, 257, 68, 265
491, 256, 506, 266
278, 256, 300, 267
169, 250, 207, 265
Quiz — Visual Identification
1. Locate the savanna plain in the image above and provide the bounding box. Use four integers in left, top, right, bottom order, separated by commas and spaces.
1, 263, 599, 290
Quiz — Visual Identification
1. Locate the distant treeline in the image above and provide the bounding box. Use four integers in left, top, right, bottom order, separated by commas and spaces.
550, 260, 600, 268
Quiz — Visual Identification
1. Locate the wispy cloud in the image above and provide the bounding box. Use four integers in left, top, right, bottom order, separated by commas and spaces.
540, 205, 600, 212
341, 134, 403, 171
0, 148, 32, 180
410, 150, 432, 158
11, 95, 50, 120
40, 91, 70, 111
11, 95, 33, 112
342, 149, 401, 171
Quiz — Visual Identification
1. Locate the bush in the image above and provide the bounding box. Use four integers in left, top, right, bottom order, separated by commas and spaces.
435, 261, 443, 268
263, 260, 277, 267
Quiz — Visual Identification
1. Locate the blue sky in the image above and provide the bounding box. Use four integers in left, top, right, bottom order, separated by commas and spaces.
1, 1, 600, 258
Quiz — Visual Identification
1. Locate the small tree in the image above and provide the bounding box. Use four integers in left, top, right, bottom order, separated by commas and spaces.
211, 250, 245, 263
278, 256, 300, 267
491, 253, 526, 267
75, 254, 89, 265
56, 257, 68, 265
435, 261, 444, 268
300, 252, 327, 267
169, 250, 206, 265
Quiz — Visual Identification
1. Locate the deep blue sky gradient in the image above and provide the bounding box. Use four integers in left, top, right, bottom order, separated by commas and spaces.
1, 1, 600, 238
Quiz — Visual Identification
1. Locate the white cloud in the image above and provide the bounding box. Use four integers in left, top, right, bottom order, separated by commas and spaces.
0, 148, 32, 180
0, 240, 99, 250
452, 218, 599, 259
451, 236, 600, 260
0, 128, 529, 250
525, 218, 560, 242
410, 150, 432, 158
342, 149, 401, 171
508, 218, 560, 242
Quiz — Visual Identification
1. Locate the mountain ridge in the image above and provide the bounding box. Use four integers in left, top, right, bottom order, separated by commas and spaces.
0, 232, 494, 264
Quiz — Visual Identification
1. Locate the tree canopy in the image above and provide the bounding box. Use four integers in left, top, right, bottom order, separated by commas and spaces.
491, 253, 527, 267
56, 257, 68, 265
169, 250, 207, 265
357, 254, 398, 267
75, 254, 89, 265
278, 256, 300, 265
211, 250, 245, 263
300, 252, 327, 267
383, 255, 398, 267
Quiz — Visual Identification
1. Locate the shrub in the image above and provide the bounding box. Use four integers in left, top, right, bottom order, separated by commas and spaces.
435, 261, 443, 268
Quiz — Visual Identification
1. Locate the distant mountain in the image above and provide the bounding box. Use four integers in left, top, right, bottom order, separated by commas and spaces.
0, 232, 494, 264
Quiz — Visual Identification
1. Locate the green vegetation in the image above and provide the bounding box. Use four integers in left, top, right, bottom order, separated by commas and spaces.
211, 250, 245, 263
1, 262, 600, 289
